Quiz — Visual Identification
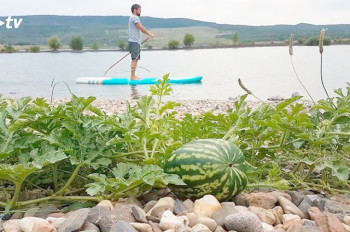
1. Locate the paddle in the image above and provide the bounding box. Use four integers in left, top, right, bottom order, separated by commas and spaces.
103, 37, 150, 76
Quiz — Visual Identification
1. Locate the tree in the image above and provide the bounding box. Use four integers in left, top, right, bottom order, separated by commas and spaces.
168, 40, 179, 49
49, 36, 60, 51
183, 33, 195, 48
233, 32, 239, 46
69, 36, 84, 50
118, 40, 127, 50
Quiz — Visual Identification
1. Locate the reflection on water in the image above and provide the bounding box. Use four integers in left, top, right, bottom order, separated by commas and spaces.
130, 86, 141, 99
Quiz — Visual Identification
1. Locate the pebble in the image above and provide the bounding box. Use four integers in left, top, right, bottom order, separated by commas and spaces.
1, 191, 349, 232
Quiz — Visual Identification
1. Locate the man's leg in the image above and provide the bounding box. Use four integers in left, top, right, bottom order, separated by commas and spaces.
130, 59, 140, 80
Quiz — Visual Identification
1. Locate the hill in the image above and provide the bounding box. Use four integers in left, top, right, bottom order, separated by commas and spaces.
1, 15, 350, 48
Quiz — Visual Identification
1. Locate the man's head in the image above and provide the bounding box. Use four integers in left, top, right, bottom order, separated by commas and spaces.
131, 4, 141, 16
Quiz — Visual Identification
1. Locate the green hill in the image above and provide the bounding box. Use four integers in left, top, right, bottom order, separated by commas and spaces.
1, 15, 350, 48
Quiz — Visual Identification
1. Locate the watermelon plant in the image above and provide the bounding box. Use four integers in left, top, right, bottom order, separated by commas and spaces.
164, 139, 248, 201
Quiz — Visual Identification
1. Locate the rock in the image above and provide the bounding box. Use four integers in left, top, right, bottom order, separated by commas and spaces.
146, 215, 160, 223
46, 217, 66, 228
287, 191, 308, 207
344, 216, 350, 225
11, 212, 24, 219
234, 205, 249, 213
57, 208, 90, 232
24, 208, 41, 217
343, 223, 350, 232
214, 226, 226, 232
96, 205, 136, 232
193, 195, 221, 218
97, 200, 114, 210
0, 213, 12, 220
132, 206, 148, 223
130, 222, 153, 232
225, 212, 264, 232
143, 200, 157, 213
302, 219, 317, 227
248, 206, 276, 225
81, 221, 100, 232
286, 224, 303, 232
297, 199, 312, 219
34, 205, 60, 219
192, 223, 211, 232
109, 220, 138, 232
277, 196, 305, 218
86, 206, 109, 224
158, 210, 188, 231
269, 191, 292, 202
282, 214, 301, 224
261, 222, 274, 232
302, 226, 322, 232
147, 197, 175, 219
282, 219, 303, 231
272, 206, 284, 225
2, 219, 21, 232
311, 210, 346, 232
20, 217, 49, 232
187, 213, 217, 231
31, 222, 57, 232
174, 199, 188, 215
142, 188, 171, 202
149, 221, 163, 232
313, 197, 350, 215
183, 199, 194, 213
234, 193, 249, 207
116, 197, 143, 209
245, 192, 278, 210
212, 202, 238, 226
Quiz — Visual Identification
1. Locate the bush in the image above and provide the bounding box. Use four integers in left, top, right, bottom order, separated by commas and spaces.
29, 46, 40, 53
168, 40, 179, 49
49, 36, 60, 51
183, 33, 195, 48
305, 37, 331, 46
92, 43, 99, 50
119, 41, 127, 50
2, 44, 16, 53
70, 36, 84, 50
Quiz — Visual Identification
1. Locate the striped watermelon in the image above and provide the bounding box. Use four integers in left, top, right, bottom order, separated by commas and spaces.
164, 139, 248, 201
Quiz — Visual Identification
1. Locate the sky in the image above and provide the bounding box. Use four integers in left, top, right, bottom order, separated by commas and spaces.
1, 0, 350, 26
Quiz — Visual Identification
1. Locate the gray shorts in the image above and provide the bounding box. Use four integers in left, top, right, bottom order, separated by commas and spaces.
128, 42, 140, 60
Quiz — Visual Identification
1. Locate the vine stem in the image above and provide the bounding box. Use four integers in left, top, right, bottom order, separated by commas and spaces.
55, 164, 82, 196
9, 181, 23, 209
53, 163, 59, 192
0, 201, 6, 207
320, 54, 330, 99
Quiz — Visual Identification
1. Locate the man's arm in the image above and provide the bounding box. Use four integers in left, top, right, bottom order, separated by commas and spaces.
136, 22, 154, 38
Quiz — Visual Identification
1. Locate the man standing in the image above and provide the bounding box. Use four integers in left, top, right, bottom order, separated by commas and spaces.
129, 4, 154, 80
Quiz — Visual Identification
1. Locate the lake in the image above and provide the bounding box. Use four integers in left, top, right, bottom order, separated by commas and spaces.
1, 45, 349, 101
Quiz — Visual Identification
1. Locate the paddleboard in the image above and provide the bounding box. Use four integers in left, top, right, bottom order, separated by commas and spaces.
76, 76, 202, 85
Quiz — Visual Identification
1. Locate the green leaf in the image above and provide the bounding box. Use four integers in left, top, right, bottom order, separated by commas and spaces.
0, 164, 37, 184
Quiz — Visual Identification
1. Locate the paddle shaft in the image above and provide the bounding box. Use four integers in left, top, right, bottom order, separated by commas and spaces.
103, 37, 150, 76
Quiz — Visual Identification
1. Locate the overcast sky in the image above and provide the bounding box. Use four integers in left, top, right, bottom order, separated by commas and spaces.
1, 0, 350, 26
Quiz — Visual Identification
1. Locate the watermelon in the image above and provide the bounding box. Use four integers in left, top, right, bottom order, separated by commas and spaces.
164, 139, 248, 201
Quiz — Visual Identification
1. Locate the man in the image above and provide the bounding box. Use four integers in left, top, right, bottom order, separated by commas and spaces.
128, 4, 154, 80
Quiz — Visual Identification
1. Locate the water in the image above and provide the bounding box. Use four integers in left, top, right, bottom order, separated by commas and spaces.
1, 46, 349, 100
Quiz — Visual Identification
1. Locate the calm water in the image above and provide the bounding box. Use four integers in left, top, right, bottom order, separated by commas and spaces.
1, 46, 349, 100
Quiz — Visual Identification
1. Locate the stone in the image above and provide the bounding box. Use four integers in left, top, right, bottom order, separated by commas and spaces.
344, 216, 350, 225
343, 223, 350, 232
225, 212, 264, 232
116, 197, 143, 209
248, 206, 276, 225
149, 221, 163, 232
132, 205, 148, 223
97, 200, 114, 210
214, 226, 226, 232
96, 205, 136, 232
20, 217, 49, 232
109, 220, 137, 232
81, 221, 100, 232
31, 222, 57, 232
192, 223, 211, 232
282, 219, 303, 231
245, 192, 278, 210
282, 214, 301, 224
174, 198, 188, 215
11, 212, 24, 219
24, 208, 41, 217
272, 206, 284, 225
302, 226, 322, 232
183, 199, 194, 213
147, 197, 175, 219
234, 205, 249, 212
193, 195, 221, 218
35, 205, 60, 218
159, 210, 188, 231
277, 196, 305, 218
212, 202, 238, 226
130, 222, 153, 232
287, 191, 307, 207
57, 208, 90, 232
187, 213, 217, 231
286, 224, 303, 232
2, 219, 22, 232
86, 206, 109, 224
146, 215, 160, 223
143, 200, 157, 213
297, 199, 312, 219
234, 193, 249, 207
302, 219, 317, 227
311, 211, 346, 232
269, 191, 292, 202
46, 217, 66, 228
313, 197, 350, 215
261, 222, 274, 232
